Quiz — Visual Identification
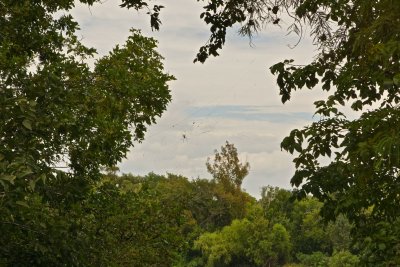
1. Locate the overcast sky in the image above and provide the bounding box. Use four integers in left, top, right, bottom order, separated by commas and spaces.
71, 0, 330, 197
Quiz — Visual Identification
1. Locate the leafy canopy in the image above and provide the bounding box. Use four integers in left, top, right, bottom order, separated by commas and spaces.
0, 0, 174, 200
206, 141, 250, 190
0, 1, 174, 265
193, 0, 400, 264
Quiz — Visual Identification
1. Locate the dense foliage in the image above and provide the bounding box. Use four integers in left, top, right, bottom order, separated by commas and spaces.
193, 0, 400, 264
2, 0, 399, 265
0, 1, 173, 265
107, 173, 357, 267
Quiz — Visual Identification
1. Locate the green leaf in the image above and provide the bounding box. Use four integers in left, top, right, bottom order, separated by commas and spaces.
0, 180, 7, 190
16, 201, 29, 208
393, 73, 400, 86
0, 174, 16, 184
29, 179, 36, 191
18, 170, 33, 178
22, 119, 32, 130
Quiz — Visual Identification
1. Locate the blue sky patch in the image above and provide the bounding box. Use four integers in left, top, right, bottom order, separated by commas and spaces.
186, 105, 313, 123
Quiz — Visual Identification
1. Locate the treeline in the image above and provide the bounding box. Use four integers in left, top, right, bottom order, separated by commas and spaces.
0, 143, 359, 266
2, 170, 358, 266
101, 172, 359, 267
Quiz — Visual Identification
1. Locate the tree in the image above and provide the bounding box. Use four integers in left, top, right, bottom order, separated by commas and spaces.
206, 141, 250, 191
328, 250, 359, 267
260, 186, 294, 228
206, 141, 252, 222
326, 214, 353, 253
185, 177, 254, 231
85, 174, 189, 267
290, 197, 332, 256
192, 1, 400, 264
0, 1, 173, 265
296, 251, 329, 267
192, 203, 291, 267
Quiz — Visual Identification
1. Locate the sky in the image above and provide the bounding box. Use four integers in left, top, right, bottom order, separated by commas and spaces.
71, 0, 331, 197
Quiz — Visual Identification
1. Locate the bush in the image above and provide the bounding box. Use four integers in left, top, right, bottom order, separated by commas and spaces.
329, 250, 359, 267
297, 252, 329, 267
